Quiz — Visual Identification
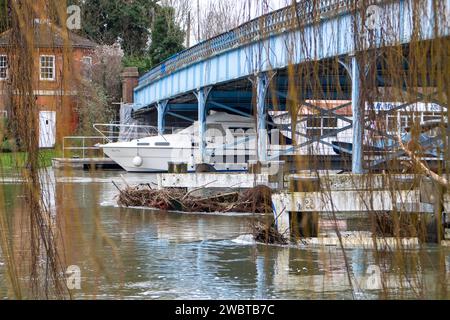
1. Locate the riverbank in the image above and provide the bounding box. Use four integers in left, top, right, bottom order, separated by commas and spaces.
0, 149, 59, 169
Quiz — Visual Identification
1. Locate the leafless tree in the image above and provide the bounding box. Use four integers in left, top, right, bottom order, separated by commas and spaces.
193, 0, 253, 43
91, 43, 124, 104
162, 0, 290, 46
160, 0, 192, 47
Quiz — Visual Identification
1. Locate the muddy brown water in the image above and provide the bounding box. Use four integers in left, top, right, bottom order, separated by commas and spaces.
0, 170, 449, 299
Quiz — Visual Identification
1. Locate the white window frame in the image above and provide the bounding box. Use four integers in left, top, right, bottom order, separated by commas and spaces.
385, 111, 445, 136
82, 56, 92, 66
39, 55, 56, 81
81, 56, 93, 80
306, 116, 338, 137
0, 55, 8, 80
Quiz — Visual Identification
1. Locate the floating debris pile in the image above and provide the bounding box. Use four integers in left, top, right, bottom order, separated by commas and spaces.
114, 183, 273, 214
252, 221, 288, 245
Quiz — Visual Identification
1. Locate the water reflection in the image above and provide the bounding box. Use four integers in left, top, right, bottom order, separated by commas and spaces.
0, 170, 448, 299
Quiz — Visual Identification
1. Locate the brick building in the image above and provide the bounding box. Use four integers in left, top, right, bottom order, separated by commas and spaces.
0, 20, 97, 148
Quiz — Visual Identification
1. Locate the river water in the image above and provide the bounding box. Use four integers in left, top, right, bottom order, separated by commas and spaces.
0, 170, 449, 300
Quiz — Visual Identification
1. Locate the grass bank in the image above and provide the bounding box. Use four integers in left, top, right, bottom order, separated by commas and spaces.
0, 149, 60, 169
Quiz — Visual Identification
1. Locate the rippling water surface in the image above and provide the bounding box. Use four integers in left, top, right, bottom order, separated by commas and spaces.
0, 170, 449, 299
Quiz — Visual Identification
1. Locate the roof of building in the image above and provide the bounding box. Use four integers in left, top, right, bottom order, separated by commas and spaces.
0, 21, 97, 49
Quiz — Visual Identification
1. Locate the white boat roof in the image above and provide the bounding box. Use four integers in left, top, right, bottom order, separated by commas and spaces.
177, 112, 254, 134
206, 111, 254, 124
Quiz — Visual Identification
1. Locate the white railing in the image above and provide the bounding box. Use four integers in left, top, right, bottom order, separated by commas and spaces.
93, 123, 189, 142
93, 123, 159, 143
62, 136, 108, 159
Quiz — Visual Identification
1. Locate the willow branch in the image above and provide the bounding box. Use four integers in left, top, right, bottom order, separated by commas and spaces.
396, 134, 449, 188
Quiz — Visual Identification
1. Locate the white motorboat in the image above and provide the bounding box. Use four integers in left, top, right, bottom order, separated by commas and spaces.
100, 112, 260, 172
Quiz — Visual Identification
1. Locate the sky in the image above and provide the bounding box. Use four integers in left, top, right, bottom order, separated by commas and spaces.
163, 0, 291, 46
196, 0, 288, 16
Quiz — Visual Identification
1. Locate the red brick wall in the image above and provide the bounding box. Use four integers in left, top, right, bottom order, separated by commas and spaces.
121, 67, 139, 104
0, 46, 95, 143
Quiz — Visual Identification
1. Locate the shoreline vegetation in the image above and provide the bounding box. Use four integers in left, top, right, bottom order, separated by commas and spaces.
0, 149, 58, 169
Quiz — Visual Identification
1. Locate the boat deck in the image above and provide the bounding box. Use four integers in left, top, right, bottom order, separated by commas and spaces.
52, 158, 122, 170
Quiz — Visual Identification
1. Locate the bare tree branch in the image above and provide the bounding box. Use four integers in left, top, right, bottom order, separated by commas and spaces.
396, 134, 449, 188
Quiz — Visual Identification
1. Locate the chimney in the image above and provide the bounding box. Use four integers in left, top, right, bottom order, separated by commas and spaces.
121, 67, 139, 104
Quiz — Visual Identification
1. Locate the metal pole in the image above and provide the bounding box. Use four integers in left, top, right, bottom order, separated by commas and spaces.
157, 100, 168, 135
82, 137, 85, 159
351, 55, 364, 174
196, 87, 211, 163
257, 72, 269, 162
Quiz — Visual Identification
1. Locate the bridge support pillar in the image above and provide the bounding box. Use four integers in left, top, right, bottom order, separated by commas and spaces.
256, 72, 270, 162
195, 87, 212, 163
351, 55, 364, 174
157, 100, 169, 135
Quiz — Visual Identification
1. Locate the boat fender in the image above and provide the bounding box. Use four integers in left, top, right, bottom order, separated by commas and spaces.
133, 156, 143, 167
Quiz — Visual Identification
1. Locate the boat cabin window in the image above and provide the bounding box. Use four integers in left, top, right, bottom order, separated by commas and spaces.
228, 126, 253, 131
155, 142, 170, 146
206, 124, 226, 136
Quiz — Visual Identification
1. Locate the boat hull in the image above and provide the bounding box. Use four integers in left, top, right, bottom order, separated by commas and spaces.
102, 146, 193, 172
102, 145, 253, 172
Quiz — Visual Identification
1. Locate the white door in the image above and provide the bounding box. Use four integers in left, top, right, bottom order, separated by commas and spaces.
39, 111, 56, 148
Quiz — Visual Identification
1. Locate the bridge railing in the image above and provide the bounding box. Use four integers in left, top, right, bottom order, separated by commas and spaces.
137, 0, 358, 89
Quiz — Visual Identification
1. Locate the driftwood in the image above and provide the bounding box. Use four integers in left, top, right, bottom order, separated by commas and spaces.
252, 221, 288, 245
115, 184, 273, 214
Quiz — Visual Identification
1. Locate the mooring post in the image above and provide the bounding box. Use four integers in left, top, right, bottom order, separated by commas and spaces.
434, 184, 445, 243
195, 87, 212, 163
157, 100, 169, 135
256, 72, 269, 162
351, 55, 364, 174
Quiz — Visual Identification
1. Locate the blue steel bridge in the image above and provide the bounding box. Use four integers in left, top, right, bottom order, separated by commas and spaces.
130, 0, 449, 173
